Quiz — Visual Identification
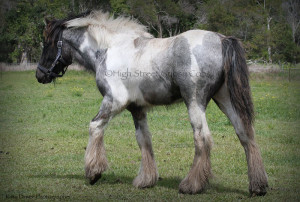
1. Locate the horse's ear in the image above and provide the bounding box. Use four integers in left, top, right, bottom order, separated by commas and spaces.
44, 17, 51, 25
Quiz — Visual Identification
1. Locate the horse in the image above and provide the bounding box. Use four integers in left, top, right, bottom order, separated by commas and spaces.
36, 11, 268, 196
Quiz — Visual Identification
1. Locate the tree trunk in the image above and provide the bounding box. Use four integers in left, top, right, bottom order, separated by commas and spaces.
71, 0, 75, 12
157, 15, 163, 38
20, 51, 28, 65
267, 17, 272, 64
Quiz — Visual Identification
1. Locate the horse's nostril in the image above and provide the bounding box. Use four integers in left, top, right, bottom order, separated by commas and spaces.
38, 78, 44, 83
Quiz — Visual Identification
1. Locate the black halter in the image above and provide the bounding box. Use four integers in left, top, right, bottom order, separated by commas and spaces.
38, 32, 70, 78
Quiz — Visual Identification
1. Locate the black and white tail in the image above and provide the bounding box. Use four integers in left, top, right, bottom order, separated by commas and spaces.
221, 37, 254, 129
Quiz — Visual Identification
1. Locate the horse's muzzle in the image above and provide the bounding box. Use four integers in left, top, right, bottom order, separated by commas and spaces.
36, 68, 52, 84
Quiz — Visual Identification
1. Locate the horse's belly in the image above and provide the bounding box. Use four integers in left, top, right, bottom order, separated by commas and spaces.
131, 79, 182, 106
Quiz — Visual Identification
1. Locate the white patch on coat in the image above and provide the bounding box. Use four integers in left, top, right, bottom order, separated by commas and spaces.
79, 32, 99, 57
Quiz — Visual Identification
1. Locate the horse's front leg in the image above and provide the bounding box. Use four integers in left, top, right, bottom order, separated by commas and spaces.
85, 96, 115, 185
128, 106, 158, 188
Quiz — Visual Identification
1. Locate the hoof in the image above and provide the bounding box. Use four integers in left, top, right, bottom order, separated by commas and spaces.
178, 178, 206, 194
89, 173, 102, 185
133, 175, 158, 188
249, 177, 268, 197
250, 185, 268, 197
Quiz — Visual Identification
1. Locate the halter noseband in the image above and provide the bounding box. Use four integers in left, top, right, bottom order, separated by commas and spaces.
38, 31, 70, 78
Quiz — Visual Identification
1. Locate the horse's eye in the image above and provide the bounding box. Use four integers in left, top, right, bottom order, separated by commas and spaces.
43, 43, 49, 48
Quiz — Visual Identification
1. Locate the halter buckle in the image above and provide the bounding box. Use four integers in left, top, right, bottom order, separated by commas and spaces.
57, 41, 63, 48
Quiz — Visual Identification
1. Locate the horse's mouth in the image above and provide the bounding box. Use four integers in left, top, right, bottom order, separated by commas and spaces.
38, 78, 52, 84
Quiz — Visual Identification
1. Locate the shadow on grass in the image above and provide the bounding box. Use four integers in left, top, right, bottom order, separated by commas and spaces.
208, 183, 249, 196
30, 174, 84, 180
30, 173, 248, 196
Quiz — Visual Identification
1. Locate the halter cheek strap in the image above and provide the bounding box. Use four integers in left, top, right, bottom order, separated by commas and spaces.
38, 31, 70, 78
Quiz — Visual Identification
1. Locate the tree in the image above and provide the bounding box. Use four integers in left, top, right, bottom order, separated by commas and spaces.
0, 0, 110, 63
127, 0, 183, 38
271, 22, 299, 63
283, 0, 300, 45
0, 0, 299, 64
110, 0, 130, 14
0, 1, 45, 63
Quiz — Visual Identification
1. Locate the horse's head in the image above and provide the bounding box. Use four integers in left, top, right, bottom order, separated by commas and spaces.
36, 18, 72, 84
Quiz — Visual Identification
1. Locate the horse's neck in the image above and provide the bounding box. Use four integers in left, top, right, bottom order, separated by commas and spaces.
65, 28, 146, 71
64, 29, 102, 71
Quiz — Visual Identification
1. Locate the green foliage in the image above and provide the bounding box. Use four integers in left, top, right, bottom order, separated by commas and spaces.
110, 0, 130, 14
127, 0, 157, 23
0, 0, 72, 63
0, 0, 299, 64
196, 0, 299, 64
205, 0, 237, 36
271, 23, 300, 63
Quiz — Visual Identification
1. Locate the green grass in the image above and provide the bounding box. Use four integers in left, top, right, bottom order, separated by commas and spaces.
0, 71, 299, 201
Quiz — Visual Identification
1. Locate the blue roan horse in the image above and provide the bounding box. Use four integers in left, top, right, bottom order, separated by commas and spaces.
36, 11, 268, 196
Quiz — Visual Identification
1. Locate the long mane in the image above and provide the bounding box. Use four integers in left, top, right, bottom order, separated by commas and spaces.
66, 11, 149, 34
45, 11, 151, 48
65, 11, 152, 47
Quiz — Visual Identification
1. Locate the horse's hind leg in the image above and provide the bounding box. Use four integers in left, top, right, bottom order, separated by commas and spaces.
179, 101, 213, 194
85, 96, 119, 185
213, 84, 268, 196
128, 105, 158, 188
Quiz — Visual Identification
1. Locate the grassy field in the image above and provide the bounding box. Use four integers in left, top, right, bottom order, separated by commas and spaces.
0, 71, 299, 201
